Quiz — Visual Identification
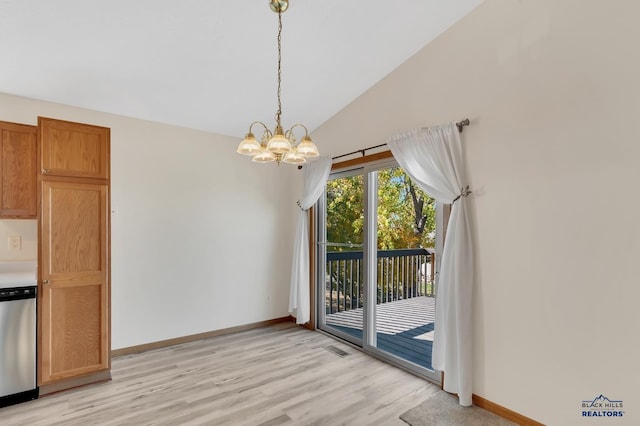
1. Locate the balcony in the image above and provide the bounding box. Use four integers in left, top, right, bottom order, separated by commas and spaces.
324, 248, 436, 370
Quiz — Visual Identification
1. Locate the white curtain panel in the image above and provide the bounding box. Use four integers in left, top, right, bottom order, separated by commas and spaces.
387, 123, 474, 406
289, 156, 332, 324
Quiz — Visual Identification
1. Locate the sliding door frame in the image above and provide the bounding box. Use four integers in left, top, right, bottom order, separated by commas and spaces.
316, 166, 366, 347
315, 152, 442, 384
361, 158, 441, 383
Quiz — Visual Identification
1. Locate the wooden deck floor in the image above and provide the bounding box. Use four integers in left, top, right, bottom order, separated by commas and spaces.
325, 297, 436, 370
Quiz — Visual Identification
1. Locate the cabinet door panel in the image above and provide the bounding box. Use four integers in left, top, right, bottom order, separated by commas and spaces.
40, 181, 109, 384
39, 117, 109, 179
0, 121, 37, 218
44, 283, 104, 377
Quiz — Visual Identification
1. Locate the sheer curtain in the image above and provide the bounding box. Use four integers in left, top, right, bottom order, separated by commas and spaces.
387, 123, 474, 406
289, 156, 332, 325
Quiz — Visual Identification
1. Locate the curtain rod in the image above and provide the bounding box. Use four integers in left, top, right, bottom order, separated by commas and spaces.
298, 118, 470, 169
332, 118, 470, 160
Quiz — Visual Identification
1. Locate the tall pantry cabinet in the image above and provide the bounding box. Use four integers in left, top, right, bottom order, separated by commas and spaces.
38, 117, 111, 392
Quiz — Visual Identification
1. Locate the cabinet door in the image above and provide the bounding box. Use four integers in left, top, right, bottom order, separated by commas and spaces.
0, 121, 37, 218
39, 117, 109, 180
40, 181, 110, 384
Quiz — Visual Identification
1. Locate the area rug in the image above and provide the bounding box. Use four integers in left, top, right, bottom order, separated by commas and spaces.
400, 392, 517, 426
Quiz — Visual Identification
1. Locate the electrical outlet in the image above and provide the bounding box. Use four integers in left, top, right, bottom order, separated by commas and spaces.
8, 235, 21, 251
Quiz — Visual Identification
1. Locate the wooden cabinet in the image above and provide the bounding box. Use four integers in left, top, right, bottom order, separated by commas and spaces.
39, 117, 110, 180
40, 181, 110, 383
38, 117, 111, 390
0, 121, 37, 218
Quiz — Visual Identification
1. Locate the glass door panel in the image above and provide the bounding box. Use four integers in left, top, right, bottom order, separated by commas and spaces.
369, 166, 438, 378
318, 171, 365, 345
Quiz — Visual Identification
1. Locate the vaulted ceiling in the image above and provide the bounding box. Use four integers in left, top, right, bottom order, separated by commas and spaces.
0, 0, 482, 137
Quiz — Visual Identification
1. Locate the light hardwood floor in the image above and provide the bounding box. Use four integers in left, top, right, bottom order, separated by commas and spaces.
1, 323, 439, 425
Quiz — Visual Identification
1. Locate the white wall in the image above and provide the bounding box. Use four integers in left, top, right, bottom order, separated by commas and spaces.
312, 1, 640, 424
0, 220, 37, 260
0, 92, 298, 350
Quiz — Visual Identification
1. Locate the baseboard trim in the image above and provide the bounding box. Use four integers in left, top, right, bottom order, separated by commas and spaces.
111, 315, 295, 357
39, 370, 112, 396
473, 394, 544, 425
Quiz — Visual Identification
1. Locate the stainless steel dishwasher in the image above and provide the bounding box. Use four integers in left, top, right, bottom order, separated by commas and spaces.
0, 261, 38, 408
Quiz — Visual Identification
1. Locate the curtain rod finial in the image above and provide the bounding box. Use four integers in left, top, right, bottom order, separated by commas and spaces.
456, 118, 470, 132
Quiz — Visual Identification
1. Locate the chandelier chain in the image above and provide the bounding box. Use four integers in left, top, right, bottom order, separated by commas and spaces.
275, 10, 283, 128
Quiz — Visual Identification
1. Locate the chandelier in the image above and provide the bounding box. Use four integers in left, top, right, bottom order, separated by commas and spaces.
236, 0, 319, 165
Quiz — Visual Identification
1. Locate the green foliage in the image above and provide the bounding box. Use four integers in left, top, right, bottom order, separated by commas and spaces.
326, 167, 435, 251
326, 175, 364, 251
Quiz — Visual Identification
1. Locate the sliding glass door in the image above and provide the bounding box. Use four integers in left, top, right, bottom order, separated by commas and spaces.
317, 169, 365, 346
318, 159, 441, 383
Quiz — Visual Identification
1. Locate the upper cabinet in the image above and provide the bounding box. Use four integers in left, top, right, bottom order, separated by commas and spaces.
39, 117, 110, 180
0, 121, 37, 218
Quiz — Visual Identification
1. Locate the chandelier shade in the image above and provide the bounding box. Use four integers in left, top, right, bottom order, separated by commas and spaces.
251, 149, 277, 163
236, 133, 262, 156
282, 149, 306, 164
296, 136, 320, 157
266, 128, 292, 154
236, 0, 319, 165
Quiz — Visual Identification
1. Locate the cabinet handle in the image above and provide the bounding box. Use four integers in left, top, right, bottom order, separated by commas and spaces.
42, 168, 50, 174
43, 280, 50, 285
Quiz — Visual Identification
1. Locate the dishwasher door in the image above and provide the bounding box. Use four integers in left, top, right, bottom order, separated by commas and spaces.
0, 288, 37, 403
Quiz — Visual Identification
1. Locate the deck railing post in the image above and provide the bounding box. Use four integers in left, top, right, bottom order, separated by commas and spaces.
328, 261, 333, 314
356, 259, 361, 308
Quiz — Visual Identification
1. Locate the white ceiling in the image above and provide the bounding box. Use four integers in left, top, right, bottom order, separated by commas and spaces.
0, 0, 482, 137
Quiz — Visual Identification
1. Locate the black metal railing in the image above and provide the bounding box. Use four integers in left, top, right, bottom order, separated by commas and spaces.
325, 248, 434, 314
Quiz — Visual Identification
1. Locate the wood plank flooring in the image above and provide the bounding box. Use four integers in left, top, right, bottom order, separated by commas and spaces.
0, 323, 439, 425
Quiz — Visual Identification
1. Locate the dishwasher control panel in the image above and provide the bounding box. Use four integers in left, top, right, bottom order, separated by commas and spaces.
0, 286, 37, 301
